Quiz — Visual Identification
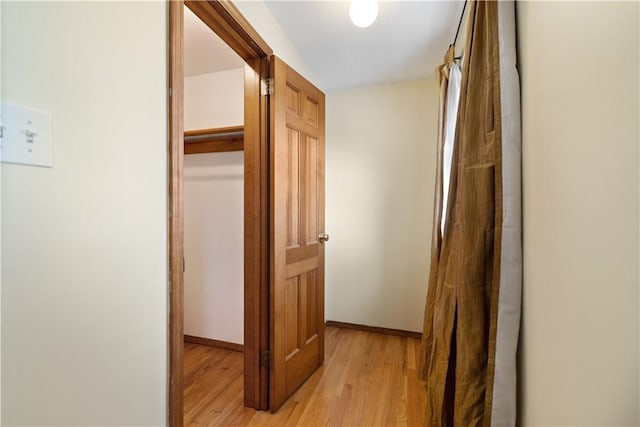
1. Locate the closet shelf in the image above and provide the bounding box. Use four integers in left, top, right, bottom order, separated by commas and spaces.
184, 125, 244, 154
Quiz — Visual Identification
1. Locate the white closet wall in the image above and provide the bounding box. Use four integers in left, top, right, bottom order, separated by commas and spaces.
184, 68, 244, 344
184, 68, 243, 130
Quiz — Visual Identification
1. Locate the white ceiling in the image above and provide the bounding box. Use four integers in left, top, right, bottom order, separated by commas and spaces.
184, 6, 244, 77
184, 1, 466, 90
264, 1, 465, 91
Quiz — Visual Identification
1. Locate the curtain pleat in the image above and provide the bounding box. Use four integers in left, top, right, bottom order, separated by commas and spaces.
420, 1, 521, 425
418, 44, 454, 383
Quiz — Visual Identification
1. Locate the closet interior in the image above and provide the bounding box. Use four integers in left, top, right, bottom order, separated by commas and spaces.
182, 3, 246, 410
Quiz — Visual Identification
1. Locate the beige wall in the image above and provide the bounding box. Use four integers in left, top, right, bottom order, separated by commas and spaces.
1, 2, 167, 425
518, 1, 639, 425
325, 80, 439, 332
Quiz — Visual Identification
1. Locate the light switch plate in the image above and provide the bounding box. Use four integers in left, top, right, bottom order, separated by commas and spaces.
1, 102, 53, 168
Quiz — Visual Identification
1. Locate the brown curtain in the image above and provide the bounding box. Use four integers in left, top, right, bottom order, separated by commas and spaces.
418, 42, 456, 403
419, 1, 517, 425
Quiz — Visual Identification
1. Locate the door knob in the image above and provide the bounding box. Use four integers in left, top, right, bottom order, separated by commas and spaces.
319, 233, 330, 243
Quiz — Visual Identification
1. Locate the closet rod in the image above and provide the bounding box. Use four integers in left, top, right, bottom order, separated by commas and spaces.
184, 125, 244, 142
184, 125, 245, 154
184, 130, 244, 143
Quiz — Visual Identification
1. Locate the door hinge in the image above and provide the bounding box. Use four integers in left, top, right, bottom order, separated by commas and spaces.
261, 78, 274, 96
260, 350, 273, 369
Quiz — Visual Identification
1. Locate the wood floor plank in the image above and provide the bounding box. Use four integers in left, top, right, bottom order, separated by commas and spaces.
183, 327, 426, 426
185, 352, 243, 423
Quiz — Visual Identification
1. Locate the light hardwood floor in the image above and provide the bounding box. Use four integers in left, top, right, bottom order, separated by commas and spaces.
184, 326, 426, 426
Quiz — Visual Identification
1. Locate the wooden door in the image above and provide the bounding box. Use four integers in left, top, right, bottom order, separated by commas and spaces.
269, 56, 326, 411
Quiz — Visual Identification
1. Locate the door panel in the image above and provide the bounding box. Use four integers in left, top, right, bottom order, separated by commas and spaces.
270, 56, 326, 411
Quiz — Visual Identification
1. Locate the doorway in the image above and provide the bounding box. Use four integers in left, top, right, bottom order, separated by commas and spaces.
168, 2, 327, 424
168, 1, 272, 424
182, 5, 247, 421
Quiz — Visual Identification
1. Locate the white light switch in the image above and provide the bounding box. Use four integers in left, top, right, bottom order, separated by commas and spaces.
1, 102, 53, 168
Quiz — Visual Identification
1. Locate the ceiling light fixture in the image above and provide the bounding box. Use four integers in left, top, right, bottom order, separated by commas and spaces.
349, 0, 379, 28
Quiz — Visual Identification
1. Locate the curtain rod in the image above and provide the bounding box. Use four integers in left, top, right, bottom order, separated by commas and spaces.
453, 0, 468, 48
452, 0, 468, 61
